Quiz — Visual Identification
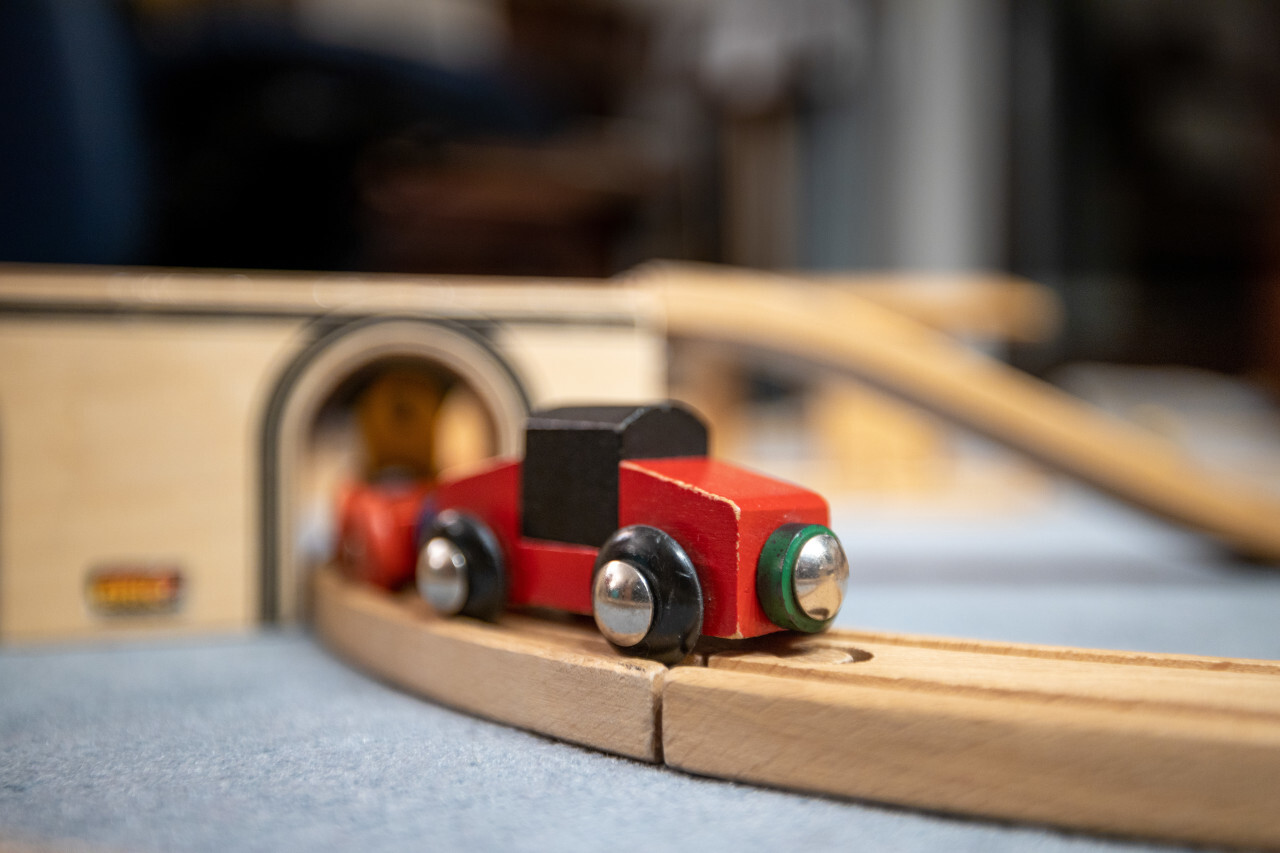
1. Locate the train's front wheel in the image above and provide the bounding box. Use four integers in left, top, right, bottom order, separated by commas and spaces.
591, 525, 703, 665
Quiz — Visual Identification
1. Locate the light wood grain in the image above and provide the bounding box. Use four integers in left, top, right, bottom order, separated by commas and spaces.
808, 271, 1062, 343
0, 317, 301, 640
314, 571, 1280, 848
706, 637, 1280, 718
645, 263, 1280, 562
664, 657, 1280, 849
312, 566, 666, 761
0, 264, 657, 321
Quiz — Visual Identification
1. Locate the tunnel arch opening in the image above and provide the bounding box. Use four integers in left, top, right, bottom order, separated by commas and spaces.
261, 316, 530, 623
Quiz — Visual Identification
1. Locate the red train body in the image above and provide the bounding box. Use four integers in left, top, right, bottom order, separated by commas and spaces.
337, 402, 848, 663
335, 479, 433, 591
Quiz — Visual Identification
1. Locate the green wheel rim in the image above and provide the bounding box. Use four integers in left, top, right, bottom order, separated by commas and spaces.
756, 523, 840, 634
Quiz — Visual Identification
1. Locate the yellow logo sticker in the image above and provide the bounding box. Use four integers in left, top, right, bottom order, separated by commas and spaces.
86, 567, 184, 616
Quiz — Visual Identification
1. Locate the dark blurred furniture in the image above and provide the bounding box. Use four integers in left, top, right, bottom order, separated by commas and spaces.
0, 0, 654, 276
0, 0, 150, 264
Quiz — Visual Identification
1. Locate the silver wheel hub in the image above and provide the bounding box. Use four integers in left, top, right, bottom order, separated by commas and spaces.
792, 533, 848, 621
592, 559, 654, 647
418, 537, 468, 615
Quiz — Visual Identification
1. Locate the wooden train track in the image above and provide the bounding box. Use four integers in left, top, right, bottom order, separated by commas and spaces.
645, 263, 1280, 563
314, 566, 1280, 850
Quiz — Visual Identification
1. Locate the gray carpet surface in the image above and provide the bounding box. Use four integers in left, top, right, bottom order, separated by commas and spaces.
4, 485, 1279, 852
1, 630, 1174, 853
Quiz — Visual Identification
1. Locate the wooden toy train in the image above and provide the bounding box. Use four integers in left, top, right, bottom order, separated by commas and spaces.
337, 402, 849, 663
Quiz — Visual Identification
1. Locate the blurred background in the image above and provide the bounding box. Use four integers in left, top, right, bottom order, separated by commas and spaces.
3, 8, 1280, 848
3, 0, 1280, 384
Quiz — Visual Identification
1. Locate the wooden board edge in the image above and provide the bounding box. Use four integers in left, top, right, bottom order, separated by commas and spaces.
312, 566, 665, 762
313, 566, 1280, 848
662, 666, 1280, 850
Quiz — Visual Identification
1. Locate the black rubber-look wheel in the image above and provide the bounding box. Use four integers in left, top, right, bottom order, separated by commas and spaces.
592, 525, 703, 665
419, 510, 506, 621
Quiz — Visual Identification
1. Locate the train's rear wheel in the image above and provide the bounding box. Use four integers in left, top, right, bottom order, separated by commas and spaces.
417, 510, 506, 621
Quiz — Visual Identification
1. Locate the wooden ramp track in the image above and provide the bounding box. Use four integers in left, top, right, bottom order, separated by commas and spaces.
643, 263, 1280, 563
314, 567, 1280, 850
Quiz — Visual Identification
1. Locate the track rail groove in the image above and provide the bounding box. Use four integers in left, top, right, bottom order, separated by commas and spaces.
314, 567, 1280, 849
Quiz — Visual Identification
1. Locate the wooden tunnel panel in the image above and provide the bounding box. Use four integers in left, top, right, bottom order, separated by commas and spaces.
0, 316, 302, 640
0, 267, 664, 642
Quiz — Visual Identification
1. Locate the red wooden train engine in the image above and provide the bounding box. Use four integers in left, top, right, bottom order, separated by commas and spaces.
338, 402, 849, 663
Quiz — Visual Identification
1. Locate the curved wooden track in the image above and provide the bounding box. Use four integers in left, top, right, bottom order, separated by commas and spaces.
315, 567, 1280, 849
